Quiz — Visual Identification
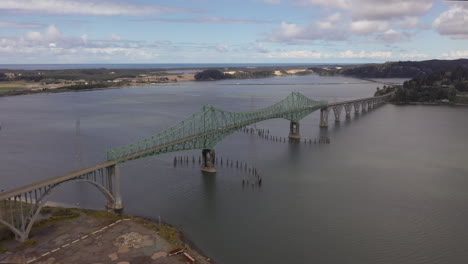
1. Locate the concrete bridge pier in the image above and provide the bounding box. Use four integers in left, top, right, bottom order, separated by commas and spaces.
361, 101, 368, 112
320, 108, 329, 128
353, 103, 360, 114
105, 164, 123, 213
201, 149, 216, 173
332, 105, 343, 122
368, 100, 374, 109
289, 121, 301, 139
344, 104, 352, 119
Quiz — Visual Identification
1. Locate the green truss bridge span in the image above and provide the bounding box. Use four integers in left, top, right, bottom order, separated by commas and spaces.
0, 91, 392, 241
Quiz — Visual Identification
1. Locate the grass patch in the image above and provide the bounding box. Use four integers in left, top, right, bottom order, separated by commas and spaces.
23, 239, 37, 246
31, 208, 79, 233
79, 209, 123, 220
0, 243, 7, 253
136, 219, 184, 248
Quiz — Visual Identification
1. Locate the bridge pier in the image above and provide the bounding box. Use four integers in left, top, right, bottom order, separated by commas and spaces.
344, 104, 351, 119
320, 108, 329, 128
332, 105, 343, 122
201, 149, 216, 173
354, 102, 360, 114
361, 101, 368, 112
288, 121, 301, 139
105, 164, 123, 213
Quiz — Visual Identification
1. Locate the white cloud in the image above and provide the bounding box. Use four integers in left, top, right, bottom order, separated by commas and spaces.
337, 50, 392, 59
215, 44, 230, 52
376, 29, 411, 43
267, 50, 324, 58
351, 20, 389, 35
399, 52, 428, 59
24, 25, 62, 42
25, 31, 42, 41
0, 0, 188, 16
277, 22, 304, 38
298, 0, 433, 20
0, 21, 43, 28
441, 50, 468, 59
349, 0, 433, 21
266, 20, 349, 43
433, 5, 468, 39
140, 17, 274, 24
317, 13, 342, 30
266, 49, 393, 59
396, 17, 419, 29
0, 25, 160, 62
259, 0, 281, 4
110, 34, 122, 41
327, 13, 342, 23
297, 0, 350, 9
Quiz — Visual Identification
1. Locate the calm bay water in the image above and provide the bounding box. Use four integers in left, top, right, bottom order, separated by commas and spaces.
1, 74, 468, 264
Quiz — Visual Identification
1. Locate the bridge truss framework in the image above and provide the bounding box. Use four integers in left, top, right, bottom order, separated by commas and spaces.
0, 91, 392, 241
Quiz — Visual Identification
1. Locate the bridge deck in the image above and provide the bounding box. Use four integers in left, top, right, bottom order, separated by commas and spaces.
0, 92, 392, 201
327, 94, 389, 107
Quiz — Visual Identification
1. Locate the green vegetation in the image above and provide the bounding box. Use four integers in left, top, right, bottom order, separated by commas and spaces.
0, 68, 155, 82
309, 59, 468, 79
136, 219, 184, 248
0, 72, 7, 81
374, 85, 397, 97
79, 209, 123, 220
23, 239, 37, 246
0, 244, 6, 253
31, 208, 79, 232
387, 66, 468, 104
194, 69, 277, 81
194, 70, 229, 81
0, 207, 78, 253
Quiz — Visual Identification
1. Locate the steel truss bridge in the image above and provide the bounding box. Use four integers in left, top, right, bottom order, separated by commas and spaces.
0, 91, 392, 241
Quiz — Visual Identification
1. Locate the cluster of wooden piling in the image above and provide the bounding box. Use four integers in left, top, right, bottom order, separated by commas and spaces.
241, 126, 270, 136
241, 165, 262, 189
241, 126, 331, 145
173, 155, 199, 167
172, 155, 263, 188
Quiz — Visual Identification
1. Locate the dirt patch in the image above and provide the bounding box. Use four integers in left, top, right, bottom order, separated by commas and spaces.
0, 209, 212, 264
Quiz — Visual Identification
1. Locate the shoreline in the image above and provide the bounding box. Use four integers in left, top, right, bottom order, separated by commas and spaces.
0, 74, 386, 99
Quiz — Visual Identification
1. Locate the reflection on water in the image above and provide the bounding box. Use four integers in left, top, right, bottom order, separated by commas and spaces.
1, 75, 468, 264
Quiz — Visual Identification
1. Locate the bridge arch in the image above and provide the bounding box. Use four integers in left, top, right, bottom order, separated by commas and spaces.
0, 164, 121, 242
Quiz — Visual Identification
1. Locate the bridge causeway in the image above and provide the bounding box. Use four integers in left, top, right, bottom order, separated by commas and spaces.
0, 91, 392, 241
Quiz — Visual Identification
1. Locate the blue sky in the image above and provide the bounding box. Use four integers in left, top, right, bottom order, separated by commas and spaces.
0, 0, 467, 63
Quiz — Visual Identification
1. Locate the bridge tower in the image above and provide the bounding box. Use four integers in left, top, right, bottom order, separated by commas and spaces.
201, 149, 216, 173
289, 121, 301, 139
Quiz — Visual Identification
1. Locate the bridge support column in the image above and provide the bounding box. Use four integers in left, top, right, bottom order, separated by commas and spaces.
106, 164, 123, 213
288, 121, 301, 139
201, 149, 216, 173
332, 105, 343, 122
354, 103, 360, 114
320, 108, 329, 128
361, 101, 367, 112
344, 104, 351, 119
368, 100, 373, 109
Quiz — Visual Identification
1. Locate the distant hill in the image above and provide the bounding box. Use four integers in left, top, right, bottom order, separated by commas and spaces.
309, 59, 468, 79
